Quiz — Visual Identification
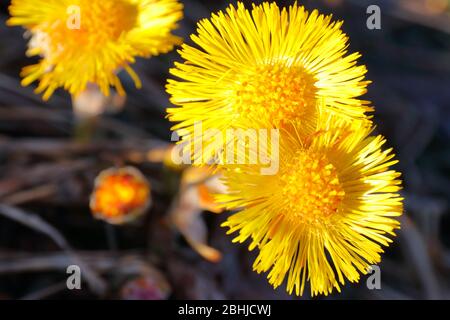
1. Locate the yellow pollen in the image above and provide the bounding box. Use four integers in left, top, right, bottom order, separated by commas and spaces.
41, 0, 138, 52
280, 151, 345, 224
234, 63, 317, 126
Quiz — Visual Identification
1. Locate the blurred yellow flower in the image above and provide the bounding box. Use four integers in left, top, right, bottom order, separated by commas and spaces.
90, 167, 151, 225
218, 120, 403, 296
167, 2, 371, 163
8, 0, 183, 100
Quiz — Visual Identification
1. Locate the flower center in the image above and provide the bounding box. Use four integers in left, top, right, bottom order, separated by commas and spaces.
280, 151, 345, 224
75, 0, 138, 43
37, 0, 138, 54
233, 63, 317, 127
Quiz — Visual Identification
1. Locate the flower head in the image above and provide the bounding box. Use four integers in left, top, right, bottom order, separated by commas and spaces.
218, 120, 403, 296
167, 2, 371, 163
90, 167, 151, 225
8, 0, 183, 100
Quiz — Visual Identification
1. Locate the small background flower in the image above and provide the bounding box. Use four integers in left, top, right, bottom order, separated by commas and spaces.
90, 166, 151, 224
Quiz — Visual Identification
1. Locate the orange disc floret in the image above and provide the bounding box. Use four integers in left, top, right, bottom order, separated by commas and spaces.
90, 167, 151, 224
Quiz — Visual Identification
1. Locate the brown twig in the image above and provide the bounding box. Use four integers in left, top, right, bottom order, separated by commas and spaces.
399, 215, 441, 299
2, 184, 57, 205
20, 282, 68, 300
0, 251, 143, 274
0, 204, 107, 296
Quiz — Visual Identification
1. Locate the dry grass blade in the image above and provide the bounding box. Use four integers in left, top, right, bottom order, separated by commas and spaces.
0, 204, 107, 296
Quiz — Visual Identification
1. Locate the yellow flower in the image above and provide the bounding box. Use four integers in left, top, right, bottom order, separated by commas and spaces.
167, 2, 371, 163
90, 167, 151, 225
218, 120, 403, 296
8, 0, 183, 100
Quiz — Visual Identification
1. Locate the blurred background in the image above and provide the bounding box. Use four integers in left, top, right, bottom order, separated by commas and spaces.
0, 0, 449, 299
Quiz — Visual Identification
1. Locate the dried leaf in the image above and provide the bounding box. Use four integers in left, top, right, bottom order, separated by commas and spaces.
169, 167, 226, 263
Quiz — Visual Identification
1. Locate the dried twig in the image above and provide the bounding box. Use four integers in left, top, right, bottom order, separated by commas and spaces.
399, 215, 441, 299
2, 184, 57, 205
0, 251, 143, 274
20, 282, 68, 300
0, 159, 94, 198
0, 204, 107, 296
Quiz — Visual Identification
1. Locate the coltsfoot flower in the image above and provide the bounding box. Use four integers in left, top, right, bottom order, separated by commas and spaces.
218, 120, 403, 296
8, 0, 183, 100
90, 167, 151, 225
167, 2, 371, 163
